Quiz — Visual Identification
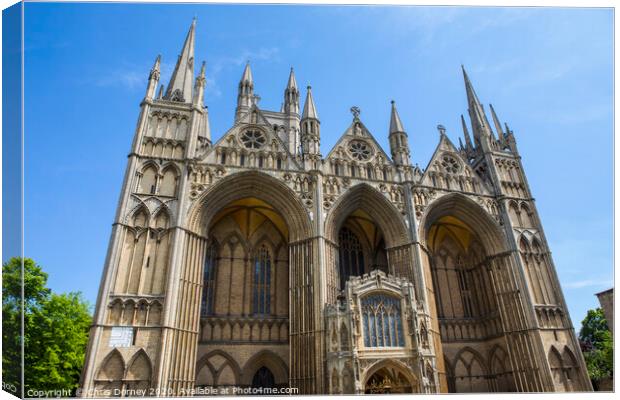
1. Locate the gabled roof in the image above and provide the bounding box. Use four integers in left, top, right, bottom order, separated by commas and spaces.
325, 118, 392, 165
420, 132, 491, 195
202, 105, 302, 170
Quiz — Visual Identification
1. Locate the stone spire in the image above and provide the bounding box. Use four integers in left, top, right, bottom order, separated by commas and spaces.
388, 100, 410, 166
165, 19, 196, 102
283, 67, 300, 115
461, 114, 474, 150
462, 65, 492, 149
145, 55, 161, 100
235, 61, 255, 121
489, 103, 505, 141
193, 61, 206, 107
301, 86, 320, 158
301, 85, 319, 120
389, 100, 405, 134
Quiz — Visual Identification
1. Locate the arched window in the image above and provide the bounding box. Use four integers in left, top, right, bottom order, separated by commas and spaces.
240, 153, 245, 166
159, 167, 178, 197
361, 294, 404, 347
367, 165, 373, 179
201, 244, 218, 316
252, 245, 271, 315
252, 366, 275, 389
338, 227, 364, 289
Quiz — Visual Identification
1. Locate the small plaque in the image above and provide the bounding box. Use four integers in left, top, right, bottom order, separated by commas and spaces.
109, 326, 134, 348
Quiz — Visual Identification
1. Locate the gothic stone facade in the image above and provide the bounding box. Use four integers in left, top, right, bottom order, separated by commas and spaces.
79, 21, 592, 395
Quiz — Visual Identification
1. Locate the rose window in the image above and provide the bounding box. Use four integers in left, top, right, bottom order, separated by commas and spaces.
349, 141, 372, 161
440, 155, 460, 174
241, 130, 266, 149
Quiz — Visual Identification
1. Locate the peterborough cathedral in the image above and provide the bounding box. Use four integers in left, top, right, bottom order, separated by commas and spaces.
79, 20, 592, 395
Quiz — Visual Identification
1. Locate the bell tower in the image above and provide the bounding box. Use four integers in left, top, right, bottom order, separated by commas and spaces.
79, 19, 211, 396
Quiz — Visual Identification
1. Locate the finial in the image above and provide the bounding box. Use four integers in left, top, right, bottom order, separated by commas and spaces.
391, 100, 395, 105
437, 124, 446, 136
350, 106, 361, 120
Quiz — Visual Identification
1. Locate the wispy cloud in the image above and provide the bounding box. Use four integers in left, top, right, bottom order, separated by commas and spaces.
92, 60, 174, 92
95, 69, 144, 90
564, 279, 613, 289
205, 46, 280, 99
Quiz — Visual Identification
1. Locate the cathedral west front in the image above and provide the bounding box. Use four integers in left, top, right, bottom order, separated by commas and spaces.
79, 20, 593, 395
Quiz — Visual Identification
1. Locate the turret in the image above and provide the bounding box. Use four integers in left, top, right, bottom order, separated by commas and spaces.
193, 61, 206, 107
284, 67, 300, 115
388, 100, 411, 166
235, 62, 254, 122
284, 68, 301, 155
145, 55, 161, 100
300, 86, 320, 159
164, 19, 196, 102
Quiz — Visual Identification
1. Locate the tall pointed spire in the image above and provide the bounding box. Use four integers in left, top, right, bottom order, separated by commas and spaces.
287, 67, 298, 89
165, 19, 196, 102
388, 101, 410, 166
462, 65, 493, 149
235, 61, 255, 122
461, 114, 474, 150
241, 61, 253, 85
284, 67, 299, 115
302, 86, 319, 120
389, 100, 405, 134
489, 103, 505, 139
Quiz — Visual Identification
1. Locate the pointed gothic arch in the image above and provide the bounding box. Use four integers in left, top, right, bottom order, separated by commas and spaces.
96, 348, 125, 381
195, 350, 242, 387
324, 183, 409, 248
362, 359, 418, 394
240, 350, 288, 387
132, 206, 150, 228
420, 193, 508, 254
187, 171, 312, 241
125, 349, 153, 383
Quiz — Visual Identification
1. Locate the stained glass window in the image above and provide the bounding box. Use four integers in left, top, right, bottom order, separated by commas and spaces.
361, 294, 404, 347
253, 245, 271, 315
201, 244, 218, 316
338, 227, 365, 289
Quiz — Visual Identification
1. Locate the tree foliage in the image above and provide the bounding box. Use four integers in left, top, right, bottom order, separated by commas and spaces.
579, 308, 613, 383
2, 257, 92, 396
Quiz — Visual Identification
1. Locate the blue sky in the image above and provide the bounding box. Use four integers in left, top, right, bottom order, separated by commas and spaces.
22, 3, 612, 328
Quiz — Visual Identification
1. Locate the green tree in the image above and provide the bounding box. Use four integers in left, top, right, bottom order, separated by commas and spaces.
579, 308, 613, 385
2, 257, 91, 396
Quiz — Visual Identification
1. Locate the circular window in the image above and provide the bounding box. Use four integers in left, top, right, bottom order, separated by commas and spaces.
241, 130, 266, 149
348, 140, 372, 161
440, 154, 460, 174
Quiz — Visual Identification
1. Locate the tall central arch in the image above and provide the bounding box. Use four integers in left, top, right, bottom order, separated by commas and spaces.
323, 184, 411, 303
